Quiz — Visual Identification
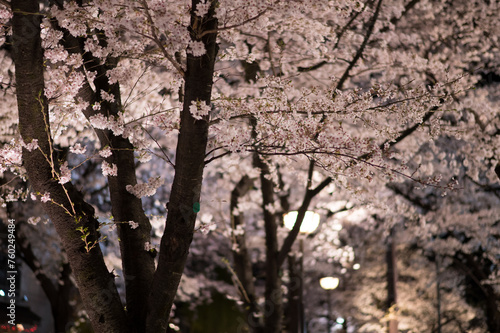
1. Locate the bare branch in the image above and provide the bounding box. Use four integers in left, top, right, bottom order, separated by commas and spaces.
336, 0, 383, 91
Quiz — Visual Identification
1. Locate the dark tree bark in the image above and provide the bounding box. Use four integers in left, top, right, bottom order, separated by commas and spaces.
76, 45, 155, 333
386, 228, 398, 333
230, 176, 261, 331
253, 154, 283, 333
13, 0, 220, 331
454, 253, 500, 333
145, 1, 219, 332
286, 254, 302, 333
11, 1, 130, 332
277, 176, 332, 268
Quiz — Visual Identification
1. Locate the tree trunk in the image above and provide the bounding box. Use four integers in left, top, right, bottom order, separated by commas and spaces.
231, 176, 261, 331
253, 155, 283, 333
386, 228, 398, 333
287, 254, 301, 333
456, 253, 500, 333
11, 1, 130, 332
77, 55, 156, 332
145, 1, 219, 331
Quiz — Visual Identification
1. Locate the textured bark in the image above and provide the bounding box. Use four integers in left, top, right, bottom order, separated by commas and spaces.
46, 10, 157, 329
253, 155, 283, 333
230, 176, 260, 330
145, 1, 219, 332
11, 1, 130, 332
78, 55, 155, 332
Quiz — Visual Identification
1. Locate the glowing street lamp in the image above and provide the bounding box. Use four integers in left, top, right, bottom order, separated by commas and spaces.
319, 276, 339, 290
320, 276, 339, 333
283, 211, 320, 234
283, 211, 320, 333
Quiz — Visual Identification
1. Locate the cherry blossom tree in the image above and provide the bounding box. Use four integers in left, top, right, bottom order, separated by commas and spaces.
0, 0, 499, 332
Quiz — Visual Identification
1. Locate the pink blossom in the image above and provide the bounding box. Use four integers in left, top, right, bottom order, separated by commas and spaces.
195, 1, 211, 17
188, 40, 206, 57
23, 139, 39, 152
102, 161, 118, 177
40, 192, 51, 203
99, 147, 113, 158
59, 162, 71, 184
126, 177, 164, 198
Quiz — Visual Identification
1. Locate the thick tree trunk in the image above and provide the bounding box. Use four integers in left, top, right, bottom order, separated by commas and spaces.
145, 1, 219, 332
77, 56, 156, 332
11, 1, 130, 332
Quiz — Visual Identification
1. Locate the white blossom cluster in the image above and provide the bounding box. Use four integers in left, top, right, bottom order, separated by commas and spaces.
189, 101, 211, 120
89, 114, 125, 137
126, 177, 165, 198
101, 161, 118, 177
0, 139, 22, 174
58, 162, 72, 184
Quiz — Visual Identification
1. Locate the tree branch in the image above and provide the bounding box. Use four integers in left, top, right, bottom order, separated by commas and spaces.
276, 176, 332, 268
230, 176, 260, 324
336, 0, 383, 91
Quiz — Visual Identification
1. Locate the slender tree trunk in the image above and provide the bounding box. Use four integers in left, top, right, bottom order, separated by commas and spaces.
11, 1, 130, 332
145, 1, 219, 331
253, 155, 283, 333
435, 256, 442, 333
287, 254, 301, 333
231, 176, 261, 331
386, 228, 398, 333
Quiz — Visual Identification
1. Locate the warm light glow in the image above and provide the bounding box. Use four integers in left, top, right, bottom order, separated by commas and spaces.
353, 263, 361, 270
320, 276, 339, 290
284, 211, 320, 234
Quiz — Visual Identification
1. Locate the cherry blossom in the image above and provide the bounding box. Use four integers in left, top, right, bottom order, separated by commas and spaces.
2, 0, 499, 332
126, 177, 165, 198
101, 161, 118, 177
